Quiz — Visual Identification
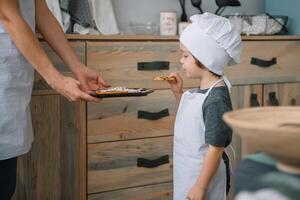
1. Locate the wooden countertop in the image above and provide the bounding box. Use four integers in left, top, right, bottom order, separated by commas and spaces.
38, 34, 300, 41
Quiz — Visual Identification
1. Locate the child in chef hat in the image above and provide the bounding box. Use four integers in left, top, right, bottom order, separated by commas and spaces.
168, 12, 241, 200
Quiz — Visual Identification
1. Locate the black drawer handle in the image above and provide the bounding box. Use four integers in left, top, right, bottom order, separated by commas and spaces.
290, 98, 296, 106
251, 57, 277, 68
269, 92, 280, 106
138, 109, 169, 120
250, 93, 260, 107
137, 155, 169, 168
137, 61, 169, 70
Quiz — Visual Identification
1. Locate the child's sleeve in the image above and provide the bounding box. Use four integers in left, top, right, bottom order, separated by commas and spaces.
203, 96, 233, 147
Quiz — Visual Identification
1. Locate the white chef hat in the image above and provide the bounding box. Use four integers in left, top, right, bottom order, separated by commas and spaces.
179, 12, 241, 76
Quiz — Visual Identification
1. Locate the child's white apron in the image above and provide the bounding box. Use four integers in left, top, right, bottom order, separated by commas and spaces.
173, 78, 226, 200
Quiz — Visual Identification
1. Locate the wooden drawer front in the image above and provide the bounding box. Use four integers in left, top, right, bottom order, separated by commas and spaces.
88, 182, 172, 200
88, 90, 176, 143
87, 41, 199, 89
226, 41, 300, 85
88, 136, 173, 194
34, 42, 85, 91
263, 83, 300, 106
229, 85, 263, 163
231, 85, 263, 109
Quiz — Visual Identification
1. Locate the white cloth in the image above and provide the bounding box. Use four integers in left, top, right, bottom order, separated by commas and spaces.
235, 189, 289, 200
88, 0, 119, 35
73, 23, 100, 35
61, 11, 71, 33
173, 78, 227, 200
179, 12, 241, 76
45, 0, 70, 33
0, 0, 35, 160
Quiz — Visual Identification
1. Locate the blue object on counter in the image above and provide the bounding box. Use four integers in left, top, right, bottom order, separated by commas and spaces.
235, 152, 300, 200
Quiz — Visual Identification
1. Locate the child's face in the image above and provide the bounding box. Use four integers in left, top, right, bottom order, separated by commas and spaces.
180, 43, 204, 79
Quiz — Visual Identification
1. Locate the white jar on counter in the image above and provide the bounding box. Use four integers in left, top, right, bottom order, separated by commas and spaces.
178, 21, 190, 35
160, 11, 177, 36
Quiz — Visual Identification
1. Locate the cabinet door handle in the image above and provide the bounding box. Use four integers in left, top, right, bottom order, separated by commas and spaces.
251, 57, 277, 68
250, 93, 260, 107
138, 109, 169, 120
137, 61, 169, 70
137, 155, 169, 168
269, 92, 280, 106
290, 98, 296, 106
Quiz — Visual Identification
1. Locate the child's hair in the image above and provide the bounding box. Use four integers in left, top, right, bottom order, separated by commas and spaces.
192, 55, 222, 78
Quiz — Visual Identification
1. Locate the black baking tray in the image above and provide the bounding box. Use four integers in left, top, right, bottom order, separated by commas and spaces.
90, 88, 154, 98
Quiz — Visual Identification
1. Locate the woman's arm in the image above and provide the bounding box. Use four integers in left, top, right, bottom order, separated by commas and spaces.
187, 145, 224, 200
0, 0, 57, 80
35, 0, 109, 92
35, 0, 82, 74
0, 0, 99, 101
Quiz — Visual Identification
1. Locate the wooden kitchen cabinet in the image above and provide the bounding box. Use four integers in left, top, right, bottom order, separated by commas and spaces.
229, 82, 300, 158
13, 35, 300, 200
229, 85, 263, 165
13, 95, 86, 200
86, 41, 178, 199
263, 83, 300, 106
231, 85, 263, 109
13, 42, 86, 200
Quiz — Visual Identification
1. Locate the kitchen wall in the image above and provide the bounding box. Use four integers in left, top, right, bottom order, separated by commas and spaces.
266, 0, 300, 35
112, 0, 265, 34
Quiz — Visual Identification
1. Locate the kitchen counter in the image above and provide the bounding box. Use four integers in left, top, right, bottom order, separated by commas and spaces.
55, 34, 300, 41
34, 34, 300, 95
16, 34, 300, 200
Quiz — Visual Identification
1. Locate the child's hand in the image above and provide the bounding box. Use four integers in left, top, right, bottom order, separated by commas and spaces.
167, 72, 183, 95
186, 184, 205, 200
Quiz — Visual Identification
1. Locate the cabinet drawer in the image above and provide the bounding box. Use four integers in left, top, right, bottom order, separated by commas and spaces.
87, 41, 199, 89
88, 182, 172, 200
88, 136, 173, 194
263, 83, 300, 106
226, 41, 300, 85
88, 90, 176, 143
231, 85, 263, 109
230, 85, 263, 158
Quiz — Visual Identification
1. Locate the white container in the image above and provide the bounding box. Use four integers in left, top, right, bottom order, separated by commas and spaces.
178, 21, 190, 35
160, 11, 177, 36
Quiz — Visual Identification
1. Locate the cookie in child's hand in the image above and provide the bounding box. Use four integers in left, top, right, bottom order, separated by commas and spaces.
153, 76, 176, 81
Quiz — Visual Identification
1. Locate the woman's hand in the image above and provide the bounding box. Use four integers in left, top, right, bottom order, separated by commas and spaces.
186, 184, 205, 200
74, 65, 110, 93
47, 71, 100, 102
167, 72, 183, 99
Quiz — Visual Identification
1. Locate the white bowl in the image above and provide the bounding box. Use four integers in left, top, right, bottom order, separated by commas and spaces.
223, 106, 300, 174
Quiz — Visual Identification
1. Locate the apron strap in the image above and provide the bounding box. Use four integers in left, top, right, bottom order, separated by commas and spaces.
222, 75, 232, 93
205, 77, 225, 96
207, 75, 232, 94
